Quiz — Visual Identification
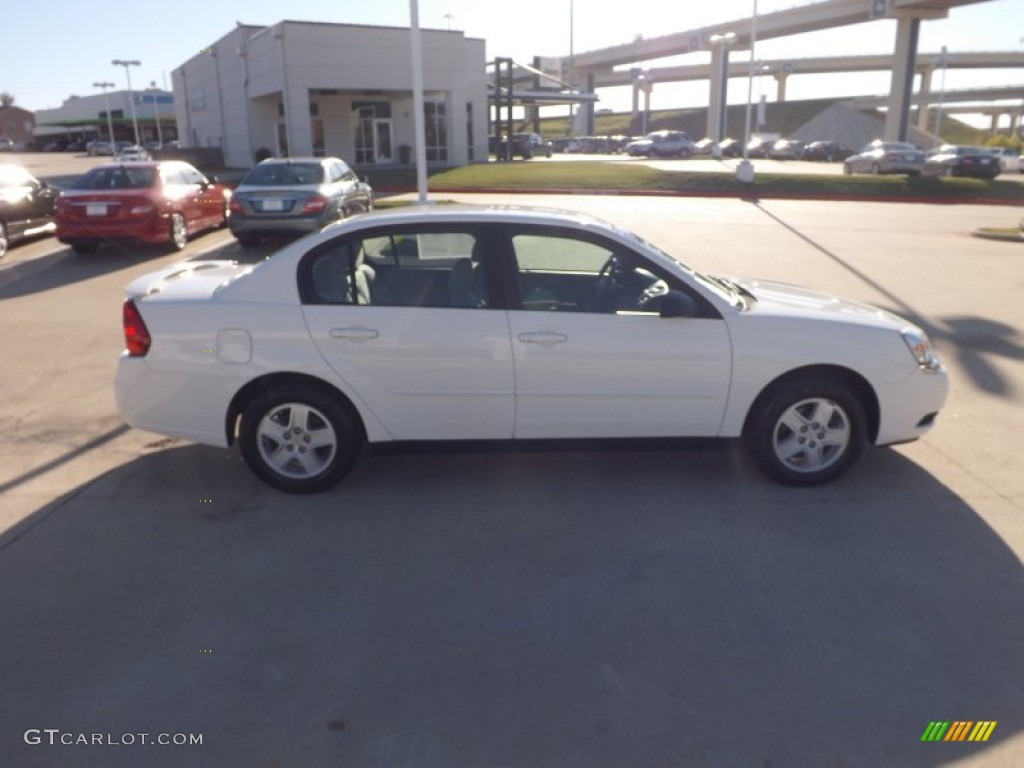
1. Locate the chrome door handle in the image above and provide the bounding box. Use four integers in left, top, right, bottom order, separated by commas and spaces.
329, 327, 379, 340
517, 331, 568, 345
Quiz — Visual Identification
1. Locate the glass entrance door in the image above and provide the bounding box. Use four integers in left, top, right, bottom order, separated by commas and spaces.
374, 119, 393, 163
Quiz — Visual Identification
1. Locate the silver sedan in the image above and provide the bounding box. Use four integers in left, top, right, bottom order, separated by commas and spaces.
843, 141, 926, 176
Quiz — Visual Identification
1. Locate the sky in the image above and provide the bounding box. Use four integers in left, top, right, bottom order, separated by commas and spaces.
2, 0, 1021, 127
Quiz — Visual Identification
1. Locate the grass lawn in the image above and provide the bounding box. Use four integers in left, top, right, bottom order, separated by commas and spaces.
365, 162, 1024, 204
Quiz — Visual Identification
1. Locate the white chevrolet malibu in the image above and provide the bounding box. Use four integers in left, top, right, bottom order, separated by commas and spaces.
116, 205, 948, 493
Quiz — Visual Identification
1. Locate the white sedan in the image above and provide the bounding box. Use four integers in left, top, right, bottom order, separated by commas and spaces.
115, 205, 948, 493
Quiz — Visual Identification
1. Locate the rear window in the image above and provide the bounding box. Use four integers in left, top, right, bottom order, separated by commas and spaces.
243, 163, 324, 186
73, 166, 156, 190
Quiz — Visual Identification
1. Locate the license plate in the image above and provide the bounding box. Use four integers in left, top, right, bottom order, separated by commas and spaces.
86, 204, 107, 216
262, 199, 284, 212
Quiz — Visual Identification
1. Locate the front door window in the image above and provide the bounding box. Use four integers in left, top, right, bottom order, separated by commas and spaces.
374, 120, 393, 163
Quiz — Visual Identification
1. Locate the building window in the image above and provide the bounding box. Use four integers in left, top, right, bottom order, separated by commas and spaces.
425, 102, 447, 163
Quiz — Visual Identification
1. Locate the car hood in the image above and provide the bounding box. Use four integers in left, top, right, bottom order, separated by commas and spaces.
730, 277, 911, 331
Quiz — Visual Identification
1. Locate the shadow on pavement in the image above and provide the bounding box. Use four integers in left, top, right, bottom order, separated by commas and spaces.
0, 439, 1020, 767
751, 200, 1024, 399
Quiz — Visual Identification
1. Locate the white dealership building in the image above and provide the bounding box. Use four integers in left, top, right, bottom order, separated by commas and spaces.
172, 21, 488, 169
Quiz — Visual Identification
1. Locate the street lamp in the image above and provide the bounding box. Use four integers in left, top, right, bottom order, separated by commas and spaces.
92, 81, 117, 148
709, 32, 736, 146
112, 59, 142, 146
738, 0, 759, 183
932, 46, 949, 141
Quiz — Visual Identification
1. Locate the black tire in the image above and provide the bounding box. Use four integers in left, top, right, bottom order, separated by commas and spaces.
235, 233, 261, 248
744, 377, 866, 486
239, 386, 364, 493
0, 221, 8, 259
70, 241, 98, 254
168, 212, 187, 251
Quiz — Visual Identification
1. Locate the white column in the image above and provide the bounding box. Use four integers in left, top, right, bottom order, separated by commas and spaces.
884, 14, 922, 142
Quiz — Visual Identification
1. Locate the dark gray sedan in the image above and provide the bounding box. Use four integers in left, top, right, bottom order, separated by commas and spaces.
229, 157, 373, 247
843, 141, 925, 176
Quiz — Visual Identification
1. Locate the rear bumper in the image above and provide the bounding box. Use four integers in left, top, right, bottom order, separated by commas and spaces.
229, 213, 330, 237
57, 212, 169, 244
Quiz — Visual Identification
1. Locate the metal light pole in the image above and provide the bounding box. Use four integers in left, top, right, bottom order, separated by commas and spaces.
149, 81, 163, 146
409, 0, 428, 202
93, 81, 117, 147
931, 46, 949, 141
738, 0, 759, 182
112, 59, 142, 146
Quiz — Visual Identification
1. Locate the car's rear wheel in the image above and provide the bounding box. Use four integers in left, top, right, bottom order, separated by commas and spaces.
745, 377, 866, 486
70, 241, 98, 254
0, 221, 8, 258
168, 213, 187, 251
239, 386, 364, 493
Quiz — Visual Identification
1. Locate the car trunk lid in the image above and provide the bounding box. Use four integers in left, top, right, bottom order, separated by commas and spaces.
124, 260, 255, 301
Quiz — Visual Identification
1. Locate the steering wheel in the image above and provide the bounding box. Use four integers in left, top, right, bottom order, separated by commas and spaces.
637, 279, 670, 311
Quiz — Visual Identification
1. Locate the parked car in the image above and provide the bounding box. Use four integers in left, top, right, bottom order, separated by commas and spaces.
115, 205, 948, 494
922, 145, 1001, 179
717, 138, 743, 157
768, 139, 805, 160
229, 156, 374, 247
627, 130, 694, 158
801, 141, 855, 162
0, 164, 58, 258
0, 138, 13, 152
746, 137, 771, 158
505, 133, 553, 159
116, 145, 151, 162
87, 140, 114, 156
55, 161, 229, 254
843, 141, 926, 176
986, 146, 1022, 174
692, 138, 717, 155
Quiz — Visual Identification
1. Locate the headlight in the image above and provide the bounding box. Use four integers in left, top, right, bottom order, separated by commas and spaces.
902, 327, 942, 372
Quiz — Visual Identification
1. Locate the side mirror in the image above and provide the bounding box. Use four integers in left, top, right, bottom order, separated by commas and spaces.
660, 290, 699, 318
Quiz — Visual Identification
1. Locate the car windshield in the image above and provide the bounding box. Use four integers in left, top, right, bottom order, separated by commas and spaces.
73, 166, 156, 190
243, 163, 324, 186
619, 227, 745, 309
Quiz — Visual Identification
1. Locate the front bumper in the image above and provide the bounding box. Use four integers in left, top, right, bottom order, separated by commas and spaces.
874, 364, 949, 446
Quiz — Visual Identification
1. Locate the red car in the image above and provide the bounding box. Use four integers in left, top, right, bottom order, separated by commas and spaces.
56, 161, 229, 254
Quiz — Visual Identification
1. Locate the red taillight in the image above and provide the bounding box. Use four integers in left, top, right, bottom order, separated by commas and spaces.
301, 195, 328, 213
123, 299, 151, 357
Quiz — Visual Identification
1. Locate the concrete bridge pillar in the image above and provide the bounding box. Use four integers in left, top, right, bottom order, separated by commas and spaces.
773, 72, 788, 102
883, 15, 921, 142
916, 66, 933, 132
706, 43, 731, 142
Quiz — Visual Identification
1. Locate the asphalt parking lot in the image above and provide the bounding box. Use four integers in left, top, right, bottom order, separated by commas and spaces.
0, 190, 1021, 767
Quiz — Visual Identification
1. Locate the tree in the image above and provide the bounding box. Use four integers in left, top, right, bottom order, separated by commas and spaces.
0, 92, 14, 108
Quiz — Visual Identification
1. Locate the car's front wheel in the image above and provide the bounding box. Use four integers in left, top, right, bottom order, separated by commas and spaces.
239, 386, 364, 493
745, 378, 866, 486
